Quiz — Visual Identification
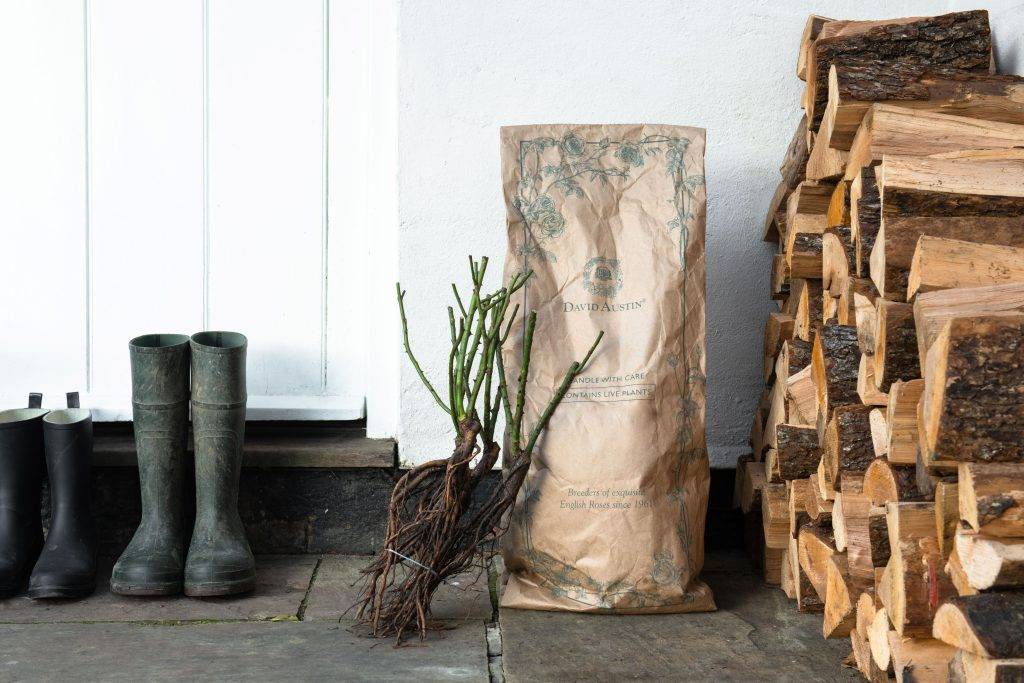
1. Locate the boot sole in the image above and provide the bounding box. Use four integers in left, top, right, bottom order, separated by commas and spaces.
110, 581, 183, 597
27, 584, 95, 600
0, 578, 29, 599
184, 575, 255, 597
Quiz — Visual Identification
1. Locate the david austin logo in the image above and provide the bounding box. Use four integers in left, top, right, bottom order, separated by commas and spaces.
583, 257, 623, 298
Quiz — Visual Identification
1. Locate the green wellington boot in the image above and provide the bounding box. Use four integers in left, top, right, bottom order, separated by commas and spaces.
184, 331, 255, 597
111, 334, 190, 596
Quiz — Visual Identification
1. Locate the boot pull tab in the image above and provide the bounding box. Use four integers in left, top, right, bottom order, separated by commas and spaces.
28, 393, 43, 409
66, 392, 80, 409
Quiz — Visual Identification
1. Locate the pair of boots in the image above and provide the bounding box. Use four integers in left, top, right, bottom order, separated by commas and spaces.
0, 392, 97, 599
111, 331, 254, 597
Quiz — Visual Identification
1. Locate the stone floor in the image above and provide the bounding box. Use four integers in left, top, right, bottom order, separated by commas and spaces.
0, 552, 859, 682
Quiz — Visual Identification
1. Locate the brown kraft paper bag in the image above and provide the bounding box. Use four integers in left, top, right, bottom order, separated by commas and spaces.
499, 124, 714, 613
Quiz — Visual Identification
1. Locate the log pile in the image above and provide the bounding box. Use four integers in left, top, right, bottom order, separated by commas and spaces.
740, 10, 1024, 681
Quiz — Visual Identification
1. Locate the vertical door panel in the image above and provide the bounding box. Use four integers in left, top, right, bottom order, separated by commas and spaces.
0, 1, 87, 406
207, 0, 325, 397
88, 0, 205, 398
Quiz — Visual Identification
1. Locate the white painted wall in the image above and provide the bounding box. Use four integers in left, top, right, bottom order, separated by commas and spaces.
394, 0, 1008, 467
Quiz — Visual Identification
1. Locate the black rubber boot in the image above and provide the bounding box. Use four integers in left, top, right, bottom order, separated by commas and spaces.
29, 393, 98, 599
110, 334, 191, 596
184, 331, 255, 597
0, 394, 47, 597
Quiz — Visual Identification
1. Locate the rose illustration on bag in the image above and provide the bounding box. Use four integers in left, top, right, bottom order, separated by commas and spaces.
583, 257, 623, 298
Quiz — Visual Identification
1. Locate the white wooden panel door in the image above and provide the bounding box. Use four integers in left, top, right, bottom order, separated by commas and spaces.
326, 0, 371, 410
88, 0, 205, 412
0, 0, 377, 422
0, 1, 87, 408
207, 0, 328, 403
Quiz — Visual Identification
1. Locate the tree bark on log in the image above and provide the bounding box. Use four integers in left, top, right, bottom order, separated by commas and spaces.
806, 10, 992, 130
824, 404, 875, 491
933, 592, 1024, 658
825, 61, 1024, 150
872, 299, 920, 391
922, 313, 1024, 463
813, 324, 861, 436
959, 462, 1024, 537
851, 166, 881, 278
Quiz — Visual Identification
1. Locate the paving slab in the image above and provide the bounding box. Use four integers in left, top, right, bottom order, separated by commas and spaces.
0, 556, 316, 624
303, 554, 493, 623
500, 552, 860, 682
0, 620, 488, 682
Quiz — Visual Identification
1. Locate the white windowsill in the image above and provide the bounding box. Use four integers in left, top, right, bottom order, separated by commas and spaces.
0, 394, 365, 422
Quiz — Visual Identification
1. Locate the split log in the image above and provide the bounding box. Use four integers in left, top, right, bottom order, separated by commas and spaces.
823, 404, 874, 492
913, 282, 1024, 372
817, 456, 836, 501
934, 479, 959, 560
886, 501, 956, 636
885, 379, 924, 465
844, 476, 890, 580
874, 155, 1024, 300
770, 254, 789, 301
864, 458, 922, 505
872, 299, 919, 392
921, 313, 1024, 464
798, 523, 836, 600
822, 226, 854, 297
827, 180, 851, 228
824, 62, 1024, 151
846, 105, 1024, 184
959, 651, 1024, 683
775, 425, 819, 481
824, 554, 864, 639
739, 461, 766, 514
858, 354, 888, 406
868, 606, 894, 673
852, 628, 893, 683
909, 236, 1024, 299
805, 10, 993, 130
788, 233, 825, 280
946, 545, 979, 598
956, 530, 1024, 591
933, 592, 1024, 659
763, 181, 790, 243
806, 472, 833, 524
774, 337, 811, 389
790, 534, 824, 613
851, 166, 881, 278
833, 474, 861, 556
813, 324, 861, 436
857, 585, 880, 640
780, 543, 796, 598
765, 448, 782, 484
887, 634, 957, 683
780, 115, 810, 192
797, 15, 833, 82
959, 462, 1024, 536
789, 478, 812, 538
762, 482, 789, 549
850, 279, 879, 353
786, 180, 832, 245
792, 278, 824, 342
807, 105, 849, 180
869, 409, 888, 458
787, 366, 817, 427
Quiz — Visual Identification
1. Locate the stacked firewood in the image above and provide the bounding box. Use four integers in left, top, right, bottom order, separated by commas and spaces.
738, 10, 1024, 682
